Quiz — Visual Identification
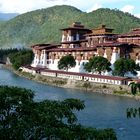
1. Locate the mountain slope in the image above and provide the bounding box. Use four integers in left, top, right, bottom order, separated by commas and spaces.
80, 8, 140, 33
0, 5, 140, 48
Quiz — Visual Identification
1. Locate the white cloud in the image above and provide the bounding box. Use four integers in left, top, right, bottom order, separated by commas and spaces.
0, 0, 137, 14
86, 4, 102, 13
135, 13, 140, 18
121, 5, 135, 14
0, 0, 67, 13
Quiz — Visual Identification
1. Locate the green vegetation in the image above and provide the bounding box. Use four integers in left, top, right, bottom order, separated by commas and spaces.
113, 58, 140, 77
102, 85, 107, 88
58, 55, 76, 71
0, 5, 140, 48
84, 56, 111, 74
53, 80, 67, 85
0, 48, 18, 60
9, 49, 33, 70
20, 71, 35, 79
0, 85, 117, 139
113, 90, 130, 95
128, 82, 140, 95
83, 81, 92, 91
127, 107, 140, 118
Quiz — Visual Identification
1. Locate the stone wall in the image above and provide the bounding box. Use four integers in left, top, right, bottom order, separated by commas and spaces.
20, 71, 131, 96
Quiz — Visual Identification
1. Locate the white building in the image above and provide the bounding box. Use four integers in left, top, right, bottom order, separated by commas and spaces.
31, 22, 140, 76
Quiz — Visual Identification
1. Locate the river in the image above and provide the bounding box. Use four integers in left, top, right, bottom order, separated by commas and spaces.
0, 65, 140, 140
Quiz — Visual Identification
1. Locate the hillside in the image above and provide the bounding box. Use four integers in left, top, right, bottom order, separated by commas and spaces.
0, 5, 140, 48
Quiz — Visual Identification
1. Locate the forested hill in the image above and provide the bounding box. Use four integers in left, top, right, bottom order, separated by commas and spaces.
0, 5, 140, 48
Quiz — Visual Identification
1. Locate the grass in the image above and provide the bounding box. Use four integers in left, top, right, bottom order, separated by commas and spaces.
21, 72, 35, 79
113, 90, 130, 95
53, 80, 67, 85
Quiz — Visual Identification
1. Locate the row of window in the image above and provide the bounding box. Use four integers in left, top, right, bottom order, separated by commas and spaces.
87, 78, 121, 84
41, 72, 124, 85
24, 67, 128, 85
41, 71, 122, 84
57, 74, 82, 80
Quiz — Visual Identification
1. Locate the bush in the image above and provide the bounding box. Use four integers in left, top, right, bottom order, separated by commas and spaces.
53, 80, 66, 85
102, 85, 107, 88
119, 86, 123, 90
83, 82, 91, 89
113, 90, 130, 95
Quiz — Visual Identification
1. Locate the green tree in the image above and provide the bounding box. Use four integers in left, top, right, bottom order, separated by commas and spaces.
58, 55, 76, 71
126, 83, 140, 119
0, 85, 117, 140
129, 82, 137, 95
0, 6, 140, 48
0, 48, 18, 61
9, 49, 33, 70
126, 107, 140, 119
113, 58, 140, 77
84, 56, 111, 74
128, 82, 140, 95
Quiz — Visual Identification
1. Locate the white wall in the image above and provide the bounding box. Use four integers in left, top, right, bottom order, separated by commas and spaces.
48, 59, 59, 70
68, 60, 88, 73
31, 53, 40, 67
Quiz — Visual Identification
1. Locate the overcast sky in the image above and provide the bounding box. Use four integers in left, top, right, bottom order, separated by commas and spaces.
0, 0, 139, 18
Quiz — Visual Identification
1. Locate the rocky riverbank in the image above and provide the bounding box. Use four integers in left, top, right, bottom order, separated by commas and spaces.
2, 64, 140, 100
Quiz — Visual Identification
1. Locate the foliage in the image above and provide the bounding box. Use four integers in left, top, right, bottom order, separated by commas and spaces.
102, 85, 107, 88
20, 71, 35, 79
126, 107, 140, 119
53, 80, 67, 85
84, 56, 111, 74
113, 58, 140, 77
58, 55, 76, 71
8, 49, 33, 70
128, 82, 140, 95
113, 90, 130, 95
83, 81, 92, 91
0, 48, 18, 60
0, 5, 140, 48
0, 85, 117, 140
119, 86, 123, 90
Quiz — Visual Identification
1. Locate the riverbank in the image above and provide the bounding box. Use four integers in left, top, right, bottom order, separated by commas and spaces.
2, 64, 140, 100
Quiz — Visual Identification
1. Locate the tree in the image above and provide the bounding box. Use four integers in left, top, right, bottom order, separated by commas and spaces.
58, 55, 76, 71
0, 48, 18, 61
128, 82, 140, 95
129, 82, 137, 95
0, 6, 139, 48
83, 80, 91, 91
113, 58, 140, 77
9, 49, 33, 70
0, 85, 117, 140
126, 107, 140, 119
127, 82, 140, 119
84, 56, 111, 74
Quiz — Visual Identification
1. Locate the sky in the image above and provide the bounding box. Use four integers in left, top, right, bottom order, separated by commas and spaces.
0, 0, 139, 18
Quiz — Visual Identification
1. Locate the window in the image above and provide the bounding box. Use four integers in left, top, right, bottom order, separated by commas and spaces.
47, 61, 51, 64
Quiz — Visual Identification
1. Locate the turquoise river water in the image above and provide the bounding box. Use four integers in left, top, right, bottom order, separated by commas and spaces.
0, 65, 140, 140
